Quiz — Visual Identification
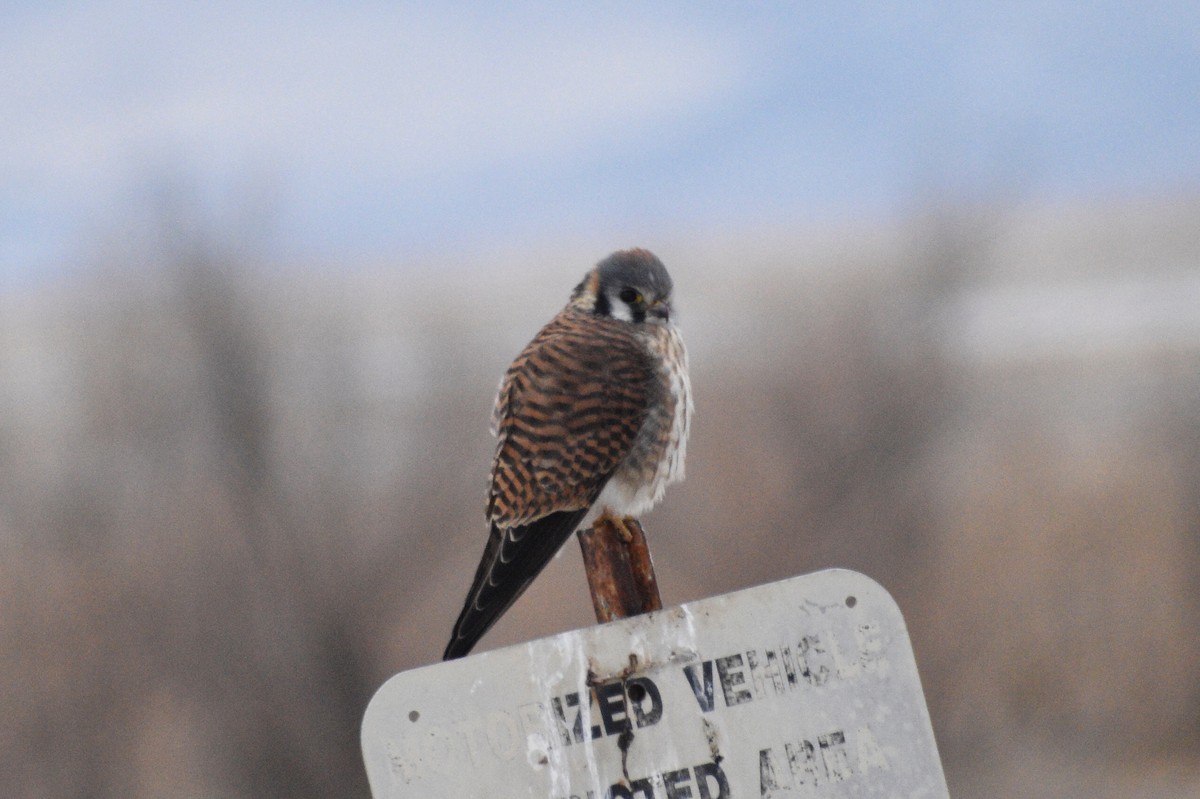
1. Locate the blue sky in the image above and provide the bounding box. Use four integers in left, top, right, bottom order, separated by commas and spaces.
3, 2, 1199, 284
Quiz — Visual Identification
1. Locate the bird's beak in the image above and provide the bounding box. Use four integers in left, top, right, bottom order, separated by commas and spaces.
648, 299, 671, 321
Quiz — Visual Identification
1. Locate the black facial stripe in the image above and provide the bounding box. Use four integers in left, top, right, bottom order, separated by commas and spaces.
631, 306, 646, 323
593, 290, 611, 316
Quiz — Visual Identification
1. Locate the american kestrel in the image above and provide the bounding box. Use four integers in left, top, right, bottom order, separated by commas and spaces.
443, 249, 693, 660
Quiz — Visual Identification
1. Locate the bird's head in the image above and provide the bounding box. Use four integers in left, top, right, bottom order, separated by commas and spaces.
571, 248, 674, 324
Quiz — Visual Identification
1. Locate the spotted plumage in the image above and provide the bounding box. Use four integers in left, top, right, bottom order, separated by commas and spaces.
443, 249, 692, 660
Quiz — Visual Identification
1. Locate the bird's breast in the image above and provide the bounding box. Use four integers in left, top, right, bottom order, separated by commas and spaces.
596, 323, 692, 518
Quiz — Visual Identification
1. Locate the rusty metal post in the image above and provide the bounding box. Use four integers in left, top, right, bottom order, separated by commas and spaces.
577, 516, 662, 623
620, 518, 662, 613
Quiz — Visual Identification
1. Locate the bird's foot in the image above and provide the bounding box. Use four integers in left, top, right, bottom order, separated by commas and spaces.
614, 516, 638, 544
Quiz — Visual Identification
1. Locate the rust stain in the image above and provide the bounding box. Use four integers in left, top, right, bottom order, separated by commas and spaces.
702, 718, 723, 765
617, 727, 635, 781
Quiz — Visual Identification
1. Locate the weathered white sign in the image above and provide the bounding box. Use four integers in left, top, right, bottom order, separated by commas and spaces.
362, 569, 949, 798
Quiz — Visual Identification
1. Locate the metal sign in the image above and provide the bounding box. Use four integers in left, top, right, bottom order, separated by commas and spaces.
362, 569, 949, 798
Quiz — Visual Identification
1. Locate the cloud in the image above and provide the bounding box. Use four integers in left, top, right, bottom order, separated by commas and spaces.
2, 2, 1199, 276
0, 3, 747, 198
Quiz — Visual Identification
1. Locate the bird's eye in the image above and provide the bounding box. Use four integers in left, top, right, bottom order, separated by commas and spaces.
619, 287, 642, 304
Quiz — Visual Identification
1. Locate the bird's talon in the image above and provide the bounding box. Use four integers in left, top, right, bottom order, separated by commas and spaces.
614, 517, 636, 543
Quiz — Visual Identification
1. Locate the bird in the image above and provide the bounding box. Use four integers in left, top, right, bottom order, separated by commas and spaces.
443, 248, 693, 660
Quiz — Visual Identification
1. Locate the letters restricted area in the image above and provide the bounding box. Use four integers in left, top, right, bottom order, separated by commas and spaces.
362, 570, 949, 798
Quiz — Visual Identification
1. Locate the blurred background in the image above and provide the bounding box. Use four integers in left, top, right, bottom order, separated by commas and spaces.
3, 3, 1199, 797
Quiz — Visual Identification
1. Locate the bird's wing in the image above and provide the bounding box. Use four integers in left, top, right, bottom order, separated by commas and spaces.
443, 309, 655, 659
442, 511, 590, 660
